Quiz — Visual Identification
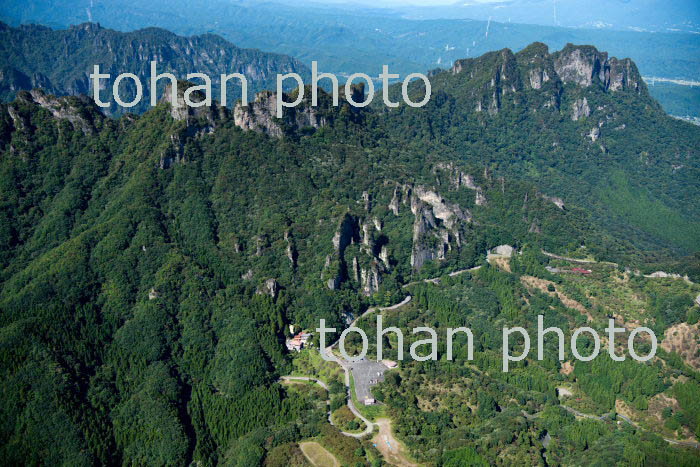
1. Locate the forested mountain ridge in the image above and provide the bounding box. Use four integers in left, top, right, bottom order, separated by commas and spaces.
4, 0, 699, 119
0, 42, 699, 465
0, 21, 310, 115
0, 79, 602, 465
389, 41, 700, 255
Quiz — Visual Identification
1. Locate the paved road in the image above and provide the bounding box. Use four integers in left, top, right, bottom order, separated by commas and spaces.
279, 375, 373, 438
284, 294, 413, 440
402, 265, 482, 289
327, 295, 412, 350
541, 250, 597, 264
561, 405, 605, 421
333, 355, 377, 438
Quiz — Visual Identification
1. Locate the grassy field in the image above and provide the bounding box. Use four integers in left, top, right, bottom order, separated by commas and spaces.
292, 348, 345, 387
299, 441, 340, 467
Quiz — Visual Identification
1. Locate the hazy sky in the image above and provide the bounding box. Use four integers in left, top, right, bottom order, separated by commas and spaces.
309, 0, 468, 5
343, 0, 507, 4
312, 0, 517, 6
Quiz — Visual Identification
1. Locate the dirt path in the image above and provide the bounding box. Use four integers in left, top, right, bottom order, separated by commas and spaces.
299, 441, 340, 467
372, 418, 418, 466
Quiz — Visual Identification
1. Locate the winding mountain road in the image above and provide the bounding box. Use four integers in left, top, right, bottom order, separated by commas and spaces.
401, 265, 482, 289
541, 250, 597, 264
280, 375, 373, 438
282, 294, 414, 440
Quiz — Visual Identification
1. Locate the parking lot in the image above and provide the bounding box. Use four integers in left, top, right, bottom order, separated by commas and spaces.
348, 358, 390, 402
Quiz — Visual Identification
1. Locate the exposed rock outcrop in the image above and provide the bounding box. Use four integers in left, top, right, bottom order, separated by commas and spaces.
409, 185, 469, 272
528, 67, 550, 90
587, 127, 600, 142
163, 81, 228, 127
233, 91, 282, 137
379, 245, 389, 266
450, 42, 644, 121
553, 44, 643, 93
285, 231, 298, 269
571, 97, 590, 121
360, 262, 383, 296
433, 162, 487, 206
332, 213, 360, 253
14, 89, 97, 133
159, 82, 229, 168
412, 185, 471, 229
325, 207, 391, 295
233, 86, 336, 137
489, 245, 514, 257
541, 194, 565, 210
389, 188, 401, 215
257, 278, 280, 300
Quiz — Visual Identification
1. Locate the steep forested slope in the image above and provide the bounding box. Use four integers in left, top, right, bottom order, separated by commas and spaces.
389, 42, 700, 254
0, 43, 698, 465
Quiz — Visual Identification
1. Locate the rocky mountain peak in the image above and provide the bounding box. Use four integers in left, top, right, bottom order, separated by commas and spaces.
10, 89, 99, 133
162, 80, 228, 125
552, 43, 643, 93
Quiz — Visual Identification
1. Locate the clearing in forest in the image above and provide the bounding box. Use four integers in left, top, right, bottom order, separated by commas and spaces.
299, 441, 340, 467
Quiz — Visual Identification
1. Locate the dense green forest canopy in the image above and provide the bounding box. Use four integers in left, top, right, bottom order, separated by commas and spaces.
0, 41, 698, 465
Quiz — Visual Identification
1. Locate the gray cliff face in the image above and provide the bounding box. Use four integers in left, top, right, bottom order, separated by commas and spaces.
571, 97, 590, 121
433, 162, 487, 206
163, 81, 229, 126
232, 88, 331, 138
450, 42, 645, 118
553, 46, 605, 88
285, 231, 298, 269
10, 90, 97, 134
552, 44, 643, 93
159, 82, 228, 168
360, 262, 383, 296
409, 185, 469, 272
256, 278, 280, 300
233, 91, 282, 137
326, 213, 360, 291
607, 57, 641, 92
324, 202, 391, 296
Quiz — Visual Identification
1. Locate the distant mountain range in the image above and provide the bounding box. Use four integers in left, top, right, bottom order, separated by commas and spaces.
2, 0, 698, 118
0, 21, 310, 115
381, 0, 700, 34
